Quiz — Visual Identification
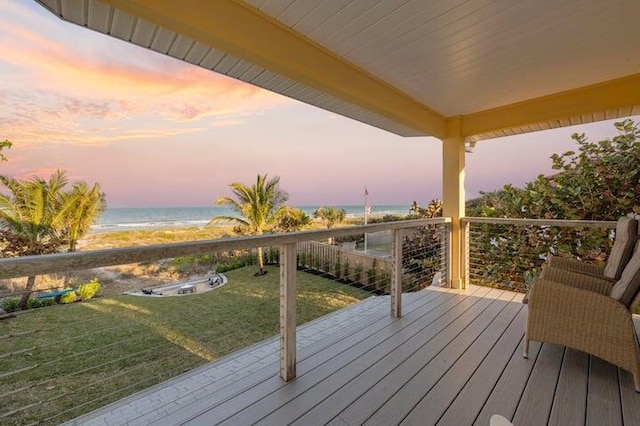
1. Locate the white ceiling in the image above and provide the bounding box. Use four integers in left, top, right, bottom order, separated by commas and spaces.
35, 0, 640, 139
247, 0, 640, 116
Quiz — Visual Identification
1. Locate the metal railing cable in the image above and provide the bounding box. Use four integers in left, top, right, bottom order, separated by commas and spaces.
0, 218, 451, 424
400, 223, 449, 294
463, 217, 617, 292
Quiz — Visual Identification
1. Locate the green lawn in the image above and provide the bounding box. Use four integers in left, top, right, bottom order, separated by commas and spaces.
0, 265, 370, 425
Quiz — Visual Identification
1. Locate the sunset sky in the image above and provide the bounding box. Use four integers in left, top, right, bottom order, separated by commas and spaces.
1, 1, 637, 208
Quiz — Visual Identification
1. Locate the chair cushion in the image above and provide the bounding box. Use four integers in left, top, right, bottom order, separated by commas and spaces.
610, 249, 640, 307
603, 217, 638, 280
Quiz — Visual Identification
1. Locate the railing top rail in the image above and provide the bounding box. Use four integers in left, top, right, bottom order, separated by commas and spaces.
462, 217, 617, 228
0, 218, 450, 279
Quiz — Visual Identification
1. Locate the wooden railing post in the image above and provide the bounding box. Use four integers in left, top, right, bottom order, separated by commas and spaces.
279, 243, 297, 382
440, 223, 451, 289
462, 219, 470, 288
391, 229, 402, 318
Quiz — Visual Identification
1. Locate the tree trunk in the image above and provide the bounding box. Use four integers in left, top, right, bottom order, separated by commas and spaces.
257, 246, 264, 274
18, 275, 36, 310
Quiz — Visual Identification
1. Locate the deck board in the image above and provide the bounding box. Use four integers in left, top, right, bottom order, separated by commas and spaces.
512, 343, 565, 425
586, 356, 623, 426
289, 287, 495, 426
432, 304, 528, 426
548, 348, 589, 426
182, 288, 461, 425
620, 370, 640, 424
252, 288, 482, 425
362, 289, 512, 426
473, 339, 542, 425
338, 287, 504, 426
400, 296, 524, 425
266, 287, 494, 426
63, 286, 640, 426
155, 290, 436, 425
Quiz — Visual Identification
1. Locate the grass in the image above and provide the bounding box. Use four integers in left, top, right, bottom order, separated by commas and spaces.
79, 219, 373, 251
79, 226, 237, 250
0, 265, 370, 425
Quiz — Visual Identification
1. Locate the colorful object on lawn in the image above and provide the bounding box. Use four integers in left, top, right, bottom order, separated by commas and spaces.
36, 289, 75, 299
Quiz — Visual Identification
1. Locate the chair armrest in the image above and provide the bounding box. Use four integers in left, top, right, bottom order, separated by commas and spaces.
527, 278, 639, 376
540, 266, 613, 295
548, 256, 605, 278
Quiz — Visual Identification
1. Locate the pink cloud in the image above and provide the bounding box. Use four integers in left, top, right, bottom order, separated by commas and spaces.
11, 167, 61, 180
0, 3, 293, 147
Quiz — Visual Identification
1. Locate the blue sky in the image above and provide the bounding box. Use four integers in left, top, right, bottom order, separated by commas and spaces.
0, 1, 636, 207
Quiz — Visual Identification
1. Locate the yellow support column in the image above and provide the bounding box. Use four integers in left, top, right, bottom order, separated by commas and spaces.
442, 118, 466, 289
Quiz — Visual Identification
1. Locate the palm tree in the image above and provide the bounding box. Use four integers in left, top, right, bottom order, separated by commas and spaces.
209, 174, 289, 275
313, 206, 347, 244
273, 206, 311, 232
0, 139, 11, 162
61, 182, 106, 251
0, 170, 71, 308
313, 206, 347, 229
410, 199, 443, 218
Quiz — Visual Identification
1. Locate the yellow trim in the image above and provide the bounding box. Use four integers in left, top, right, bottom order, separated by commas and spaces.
442, 118, 466, 289
101, 0, 446, 137
461, 74, 640, 138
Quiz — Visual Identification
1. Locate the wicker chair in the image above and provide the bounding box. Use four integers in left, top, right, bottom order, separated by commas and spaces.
524, 258, 640, 392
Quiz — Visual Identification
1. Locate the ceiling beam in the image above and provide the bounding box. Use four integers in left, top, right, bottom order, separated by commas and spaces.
461, 73, 640, 139
101, 0, 447, 138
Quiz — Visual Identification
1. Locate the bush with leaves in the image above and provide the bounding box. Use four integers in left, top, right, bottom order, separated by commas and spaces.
1, 297, 19, 313
60, 288, 76, 304
313, 207, 347, 229
77, 279, 101, 300
27, 297, 44, 309
272, 207, 311, 232
471, 120, 640, 221
467, 120, 639, 289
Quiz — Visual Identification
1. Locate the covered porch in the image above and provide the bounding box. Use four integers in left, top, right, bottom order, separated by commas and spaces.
4, 1, 640, 424
65, 284, 640, 426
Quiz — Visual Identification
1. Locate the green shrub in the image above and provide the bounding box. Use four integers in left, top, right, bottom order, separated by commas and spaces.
335, 234, 364, 245
302, 252, 309, 268
1, 297, 19, 313
367, 268, 376, 287
39, 298, 54, 307
354, 264, 363, 282
265, 247, 279, 264
170, 254, 217, 273
60, 288, 77, 304
77, 279, 101, 300
378, 270, 391, 293
216, 257, 250, 273
27, 298, 44, 309
323, 257, 331, 272
368, 214, 406, 223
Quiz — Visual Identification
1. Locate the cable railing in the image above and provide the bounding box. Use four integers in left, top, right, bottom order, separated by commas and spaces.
294, 221, 450, 327
0, 218, 450, 425
463, 217, 617, 292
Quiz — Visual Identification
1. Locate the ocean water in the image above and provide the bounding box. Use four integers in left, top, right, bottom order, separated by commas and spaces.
92, 205, 411, 233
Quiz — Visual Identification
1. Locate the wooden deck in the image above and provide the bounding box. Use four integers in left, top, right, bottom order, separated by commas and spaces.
66, 285, 640, 426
